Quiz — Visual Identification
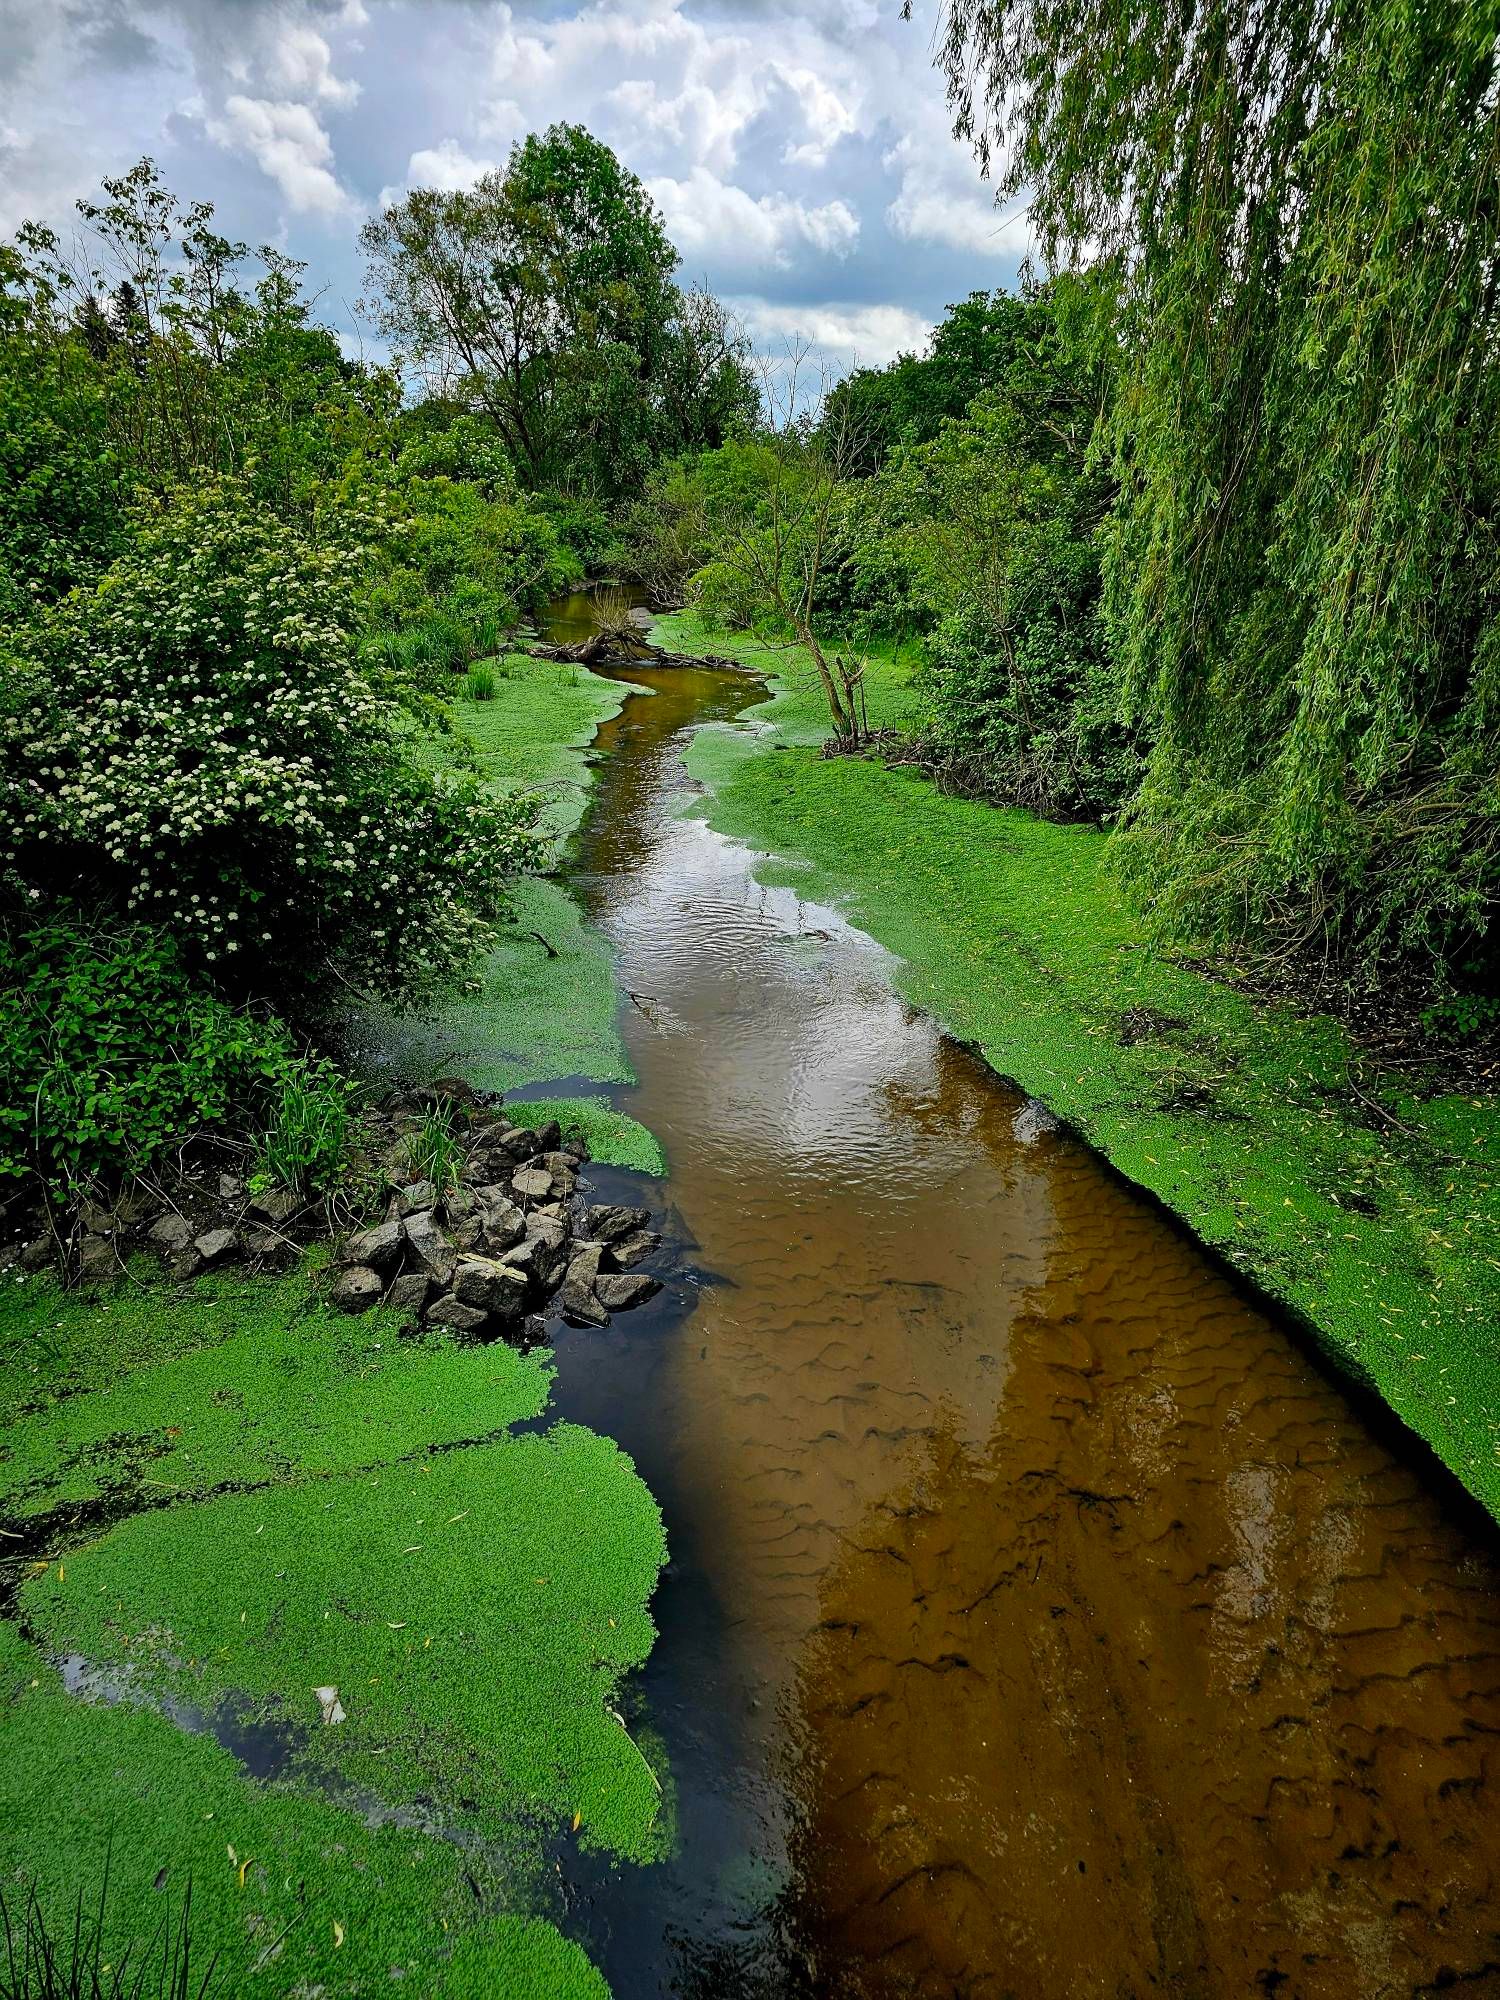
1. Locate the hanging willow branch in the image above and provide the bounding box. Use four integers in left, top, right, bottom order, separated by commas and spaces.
929, 0, 1500, 995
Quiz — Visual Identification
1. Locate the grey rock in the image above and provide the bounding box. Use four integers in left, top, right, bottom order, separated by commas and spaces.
442, 1186, 477, 1224
386, 1271, 431, 1314
497, 1237, 539, 1278
425, 1293, 488, 1334
218, 1173, 246, 1202
557, 1278, 610, 1328
595, 1272, 661, 1312
1012, 1098, 1062, 1146
244, 1228, 296, 1268
332, 1265, 382, 1314
78, 1199, 115, 1236
20, 1236, 53, 1274
77, 1235, 120, 1282
532, 1119, 563, 1154
607, 1229, 660, 1271
497, 1126, 540, 1162
512, 1165, 553, 1202
193, 1227, 238, 1267
524, 1213, 570, 1251
147, 1213, 195, 1255
345, 1217, 404, 1276
402, 1210, 456, 1285
566, 1241, 605, 1290
247, 1186, 301, 1226
471, 1187, 525, 1251
582, 1204, 650, 1245
449, 1215, 484, 1252
538, 1152, 578, 1196
395, 1180, 436, 1217
452, 1256, 528, 1319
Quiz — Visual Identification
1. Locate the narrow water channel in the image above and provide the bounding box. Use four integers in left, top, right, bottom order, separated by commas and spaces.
540, 619, 1500, 1998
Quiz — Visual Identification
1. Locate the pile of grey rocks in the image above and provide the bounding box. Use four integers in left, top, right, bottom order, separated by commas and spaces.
1, 1083, 665, 1337
329, 1095, 661, 1337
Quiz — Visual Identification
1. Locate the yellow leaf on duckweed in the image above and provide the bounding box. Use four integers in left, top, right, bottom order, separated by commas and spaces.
333, 1921, 345, 1949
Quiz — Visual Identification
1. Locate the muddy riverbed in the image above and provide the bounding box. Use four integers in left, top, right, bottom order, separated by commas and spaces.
536, 616, 1500, 1999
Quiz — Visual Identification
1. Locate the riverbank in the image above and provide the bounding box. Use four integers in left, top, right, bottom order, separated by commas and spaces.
659, 611, 1500, 1519
0, 647, 679, 1995
352, 646, 664, 1172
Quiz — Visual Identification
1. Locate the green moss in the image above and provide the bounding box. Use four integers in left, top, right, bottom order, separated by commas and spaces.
666, 613, 1500, 1516
504, 1096, 666, 1176
353, 653, 665, 1170
419, 651, 631, 847
0, 1269, 551, 1524
22, 1422, 667, 1861
351, 875, 633, 1101
0, 1624, 608, 1997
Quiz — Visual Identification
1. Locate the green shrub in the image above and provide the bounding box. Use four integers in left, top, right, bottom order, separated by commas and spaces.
0, 915, 337, 1194
464, 663, 497, 702
403, 1103, 464, 1195
250, 1056, 353, 1197
1, 482, 543, 1011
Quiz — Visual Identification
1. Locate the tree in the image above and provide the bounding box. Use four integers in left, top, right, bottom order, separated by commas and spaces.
1, 482, 542, 1010
362, 125, 754, 495
931, 0, 1500, 999
820, 289, 1048, 473
695, 347, 881, 743
5, 161, 395, 526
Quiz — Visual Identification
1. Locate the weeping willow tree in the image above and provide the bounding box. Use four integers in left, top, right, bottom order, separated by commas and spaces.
931, 0, 1500, 1004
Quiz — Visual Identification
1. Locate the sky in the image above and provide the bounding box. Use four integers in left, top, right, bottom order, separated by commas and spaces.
0, 0, 1034, 377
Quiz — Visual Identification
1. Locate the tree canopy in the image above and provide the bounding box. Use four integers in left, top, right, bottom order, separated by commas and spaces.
362, 123, 756, 497
931, 0, 1500, 996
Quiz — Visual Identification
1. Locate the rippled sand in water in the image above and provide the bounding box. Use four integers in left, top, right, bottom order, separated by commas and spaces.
550, 652, 1500, 1999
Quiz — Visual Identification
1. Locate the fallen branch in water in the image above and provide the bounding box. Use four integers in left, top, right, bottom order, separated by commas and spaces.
521, 634, 740, 671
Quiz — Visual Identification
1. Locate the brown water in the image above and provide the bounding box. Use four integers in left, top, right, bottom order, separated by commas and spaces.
540, 617, 1500, 1997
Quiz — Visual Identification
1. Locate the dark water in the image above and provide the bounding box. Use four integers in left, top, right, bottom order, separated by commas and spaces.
538, 599, 1500, 1998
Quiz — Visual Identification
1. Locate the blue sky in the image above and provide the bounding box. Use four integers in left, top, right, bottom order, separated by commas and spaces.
0, 0, 1034, 375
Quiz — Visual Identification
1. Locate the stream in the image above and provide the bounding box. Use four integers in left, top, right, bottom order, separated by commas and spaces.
536, 603, 1500, 1998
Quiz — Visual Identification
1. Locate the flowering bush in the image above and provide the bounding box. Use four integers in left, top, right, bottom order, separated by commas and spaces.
1, 482, 543, 1009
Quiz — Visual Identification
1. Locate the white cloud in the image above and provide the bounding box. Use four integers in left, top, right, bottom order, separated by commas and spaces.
778, 67, 856, 168
883, 129, 1034, 259
732, 297, 933, 372
378, 137, 498, 208
269, 25, 361, 108
482, 1, 862, 179
650, 166, 858, 271
208, 95, 352, 216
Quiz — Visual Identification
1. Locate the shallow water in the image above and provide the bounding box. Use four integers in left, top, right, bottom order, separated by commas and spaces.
538, 620, 1500, 1997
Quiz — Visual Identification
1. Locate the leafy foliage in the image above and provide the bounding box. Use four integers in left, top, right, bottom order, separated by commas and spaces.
936, 0, 1500, 995
1, 483, 543, 1010
0, 916, 334, 1193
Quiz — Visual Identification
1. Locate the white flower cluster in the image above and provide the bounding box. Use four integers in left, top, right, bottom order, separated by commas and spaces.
2, 489, 543, 1002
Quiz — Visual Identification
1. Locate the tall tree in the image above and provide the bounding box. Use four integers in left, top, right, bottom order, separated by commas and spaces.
362, 124, 753, 495
931, 0, 1500, 998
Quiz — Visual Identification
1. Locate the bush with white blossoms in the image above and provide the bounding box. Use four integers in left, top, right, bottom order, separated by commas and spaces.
0, 481, 543, 1009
